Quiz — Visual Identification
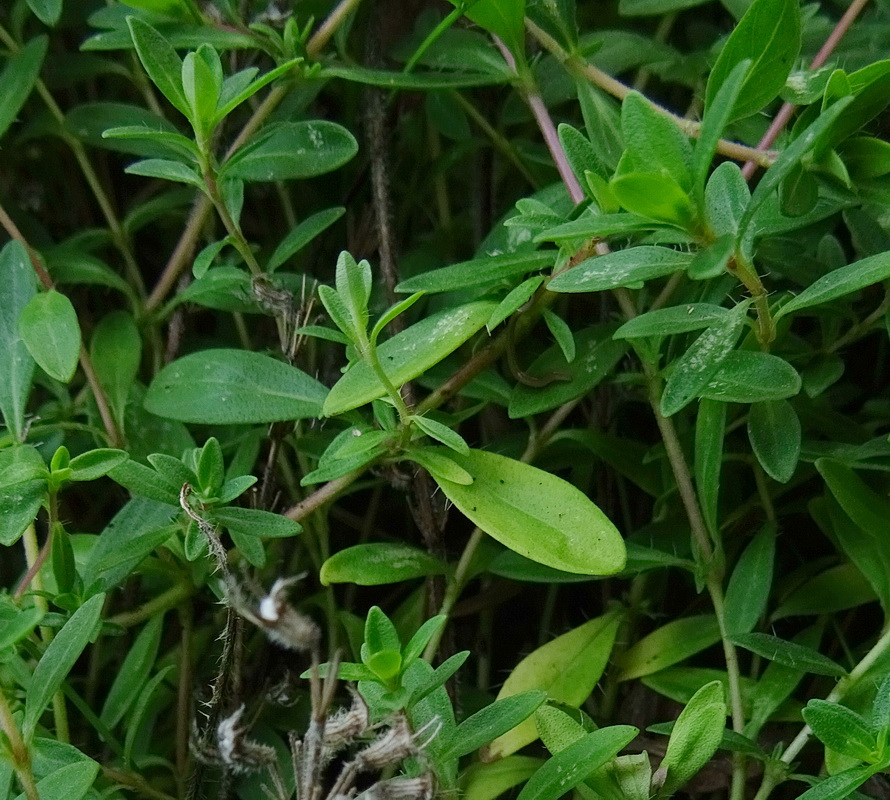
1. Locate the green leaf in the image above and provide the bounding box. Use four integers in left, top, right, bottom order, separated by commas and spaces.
542, 309, 575, 363
621, 92, 692, 189
695, 398, 726, 537
840, 136, 890, 180
797, 766, 883, 800
740, 96, 852, 237
772, 564, 877, 621
18, 289, 81, 383
196, 437, 224, 494
145, 349, 327, 423
267, 207, 345, 271
0, 37, 48, 140
776, 250, 890, 320
432, 448, 625, 576
619, 0, 708, 14
222, 121, 358, 182
803, 700, 877, 761
68, 449, 128, 482
90, 311, 141, 431
549, 246, 694, 293
701, 351, 801, 403
0, 606, 45, 652
401, 616, 447, 666
323, 301, 496, 416
724, 525, 775, 636
488, 276, 545, 331
610, 173, 694, 228
411, 415, 470, 455
214, 58, 299, 124
615, 304, 730, 340
694, 60, 750, 193
14, 761, 99, 800
0, 241, 37, 439
461, 756, 544, 800
705, 0, 800, 122
817, 460, 890, 539
508, 325, 626, 418
558, 123, 606, 186
126, 18, 189, 117
705, 162, 750, 237
516, 726, 639, 800
455, 0, 525, 59
483, 611, 622, 758
396, 251, 554, 294
731, 632, 847, 677
657, 681, 726, 796
125, 158, 205, 189
100, 614, 163, 729
405, 446, 474, 485
617, 616, 722, 682
441, 691, 548, 762
748, 400, 801, 483
211, 506, 301, 538
534, 704, 586, 753
335, 251, 372, 338
369, 293, 425, 345
320, 543, 447, 586
365, 606, 400, 655
181, 47, 220, 134
26, 0, 62, 26
123, 664, 174, 766
24, 594, 105, 741
534, 212, 656, 243
320, 64, 509, 89
660, 300, 749, 416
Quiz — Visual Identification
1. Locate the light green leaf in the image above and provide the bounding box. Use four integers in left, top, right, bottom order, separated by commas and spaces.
797, 766, 883, 800
323, 301, 496, 416
433, 448, 626, 576
24, 593, 105, 741
125, 158, 205, 189
617, 615, 722, 682
19, 289, 81, 383
320, 543, 447, 586
658, 681, 726, 796
370, 293, 425, 345
660, 301, 749, 416
483, 610, 622, 758
222, 121, 358, 182
748, 400, 801, 483
461, 756, 543, 800
610, 173, 695, 228
549, 246, 694, 293
516, 726, 639, 800
705, 0, 800, 122
14, 761, 99, 800
68, 449, 129, 482
0, 37, 48, 140
405, 446, 474, 485
0, 241, 37, 439
214, 58, 299, 124
487, 276, 544, 331
803, 700, 877, 761
145, 349, 327, 423
411, 415, 470, 454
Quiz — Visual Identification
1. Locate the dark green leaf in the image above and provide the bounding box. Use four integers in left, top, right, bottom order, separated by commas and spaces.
0, 606, 45, 652
126, 18, 189, 117
267, 207, 345, 271
797, 766, 882, 800
488, 276, 544, 331
694, 62, 750, 190
731, 632, 846, 677
396, 251, 554, 294
724, 525, 775, 636
534, 212, 656, 243
748, 400, 801, 483
695, 398, 726, 538
222, 121, 358, 182
701, 351, 801, 403
125, 158, 205, 189
621, 92, 692, 189
100, 614, 163, 729
18, 289, 81, 383
542, 309, 575, 363
68, 449, 128, 482
660, 301, 749, 416
0, 241, 37, 439
24, 594, 105, 741
15, 761, 99, 800
145, 349, 327, 423
26, 0, 62, 26
90, 311, 141, 431
211, 506, 301, 538
803, 700, 877, 761
615, 304, 730, 340
318, 64, 509, 89
455, 0, 525, 58
0, 37, 48, 140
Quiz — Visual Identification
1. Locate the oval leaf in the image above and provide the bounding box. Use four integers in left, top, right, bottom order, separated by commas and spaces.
320, 543, 447, 586
19, 289, 82, 383
549, 246, 694, 293
145, 349, 327, 423
222, 120, 358, 181
617, 615, 722, 682
748, 399, 801, 483
701, 351, 801, 403
731, 632, 847, 677
432, 448, 625, 576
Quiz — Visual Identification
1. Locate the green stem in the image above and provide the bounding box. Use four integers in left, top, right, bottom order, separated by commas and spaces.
403, 6, 465, 74
108, 581, 195, 628
0, 688, 39, 800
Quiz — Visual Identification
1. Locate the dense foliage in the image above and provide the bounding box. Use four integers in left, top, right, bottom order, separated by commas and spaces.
3, 0, 890, 798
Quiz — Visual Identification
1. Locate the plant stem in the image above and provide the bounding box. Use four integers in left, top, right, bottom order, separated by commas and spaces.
108, 581, 195, 628
403, 6, 464, 74
284, 470, 365, 521
0, 688, 39, 800
525, 18, 775, 168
